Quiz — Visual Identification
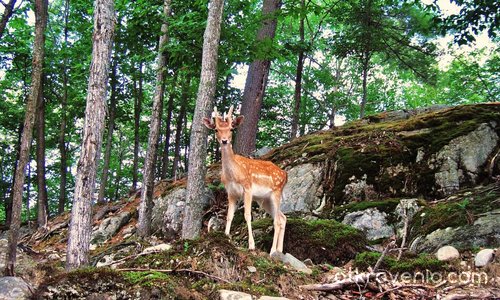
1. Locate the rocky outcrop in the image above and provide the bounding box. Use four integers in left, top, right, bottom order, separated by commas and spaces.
282, 163, 323, 213
342, 208, 394, 241
432, 122, 498, 195
0, 277, 32, 300
411, 209, 500, 253
91, 211, 132, 244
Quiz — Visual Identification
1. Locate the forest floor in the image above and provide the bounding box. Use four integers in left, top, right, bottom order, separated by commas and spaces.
2, 183, 497, 299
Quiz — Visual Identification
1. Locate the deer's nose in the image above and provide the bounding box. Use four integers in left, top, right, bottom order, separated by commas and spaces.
221, 139, 228, 144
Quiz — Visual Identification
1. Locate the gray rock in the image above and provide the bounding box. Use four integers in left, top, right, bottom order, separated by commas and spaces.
91, 211, 132, 244
219, 289, 252, 300
474, 249, 495, 267
258, 297, 291, 300
342, 208, 394, 241
151, 187, 213, 239
142, 244, 172, 254
0, 277, 32, 300
436, 245, 460, 261
254, 147, 272, 157
433, 123, 498, 195
247, 266, 257, 273
271, 252, 312, 274
282, 163, 323, 213
411, 209, 500, 253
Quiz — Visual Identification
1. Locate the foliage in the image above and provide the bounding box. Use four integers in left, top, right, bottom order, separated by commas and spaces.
354, 251, 445, 273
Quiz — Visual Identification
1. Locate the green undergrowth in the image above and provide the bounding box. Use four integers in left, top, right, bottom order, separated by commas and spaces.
410, 185, 500, 238
354, 252, 445, 273
252, 218, 366, 265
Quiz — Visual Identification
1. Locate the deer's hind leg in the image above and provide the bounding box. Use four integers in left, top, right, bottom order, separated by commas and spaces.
262, 191, 286, 255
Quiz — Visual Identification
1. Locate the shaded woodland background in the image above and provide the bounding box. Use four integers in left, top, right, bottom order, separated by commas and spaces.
0, 0, 498, 235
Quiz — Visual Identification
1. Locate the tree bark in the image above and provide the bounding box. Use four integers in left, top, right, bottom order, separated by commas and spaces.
160, 87, 176, 179
360, 50, 370, 118
58, 0, 70, 214
5, 123, 22, 227
0, 0, 17, 40
113, 131, 124, 201
172, 77, 190, 180
290, 0, 305, 141
66, 0, 115, 271
36, 77, 48, 228
137, 0, 171, 238
234, 0, 282, 156
182, 0, 225, 239
4, 0, 47, 276
132, 62, 143, 191
97, 55, 119, 203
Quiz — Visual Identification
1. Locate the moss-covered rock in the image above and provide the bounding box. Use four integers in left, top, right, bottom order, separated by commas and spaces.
252, 218, 366, 265
354, 251, 445, 273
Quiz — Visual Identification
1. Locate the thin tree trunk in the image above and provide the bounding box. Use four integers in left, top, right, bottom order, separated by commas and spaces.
0, 0, 17, 40
5, 123, 22, 227
4, 0, 48, 276
26, 161, 31, 227
36, 77, 48, 227
132, 62, 143, 191
160, 88, 176, 179
137, 0, 171, 238
360, 51, 369, 119
172, 77, 190, 180
290, 0, 305, 141
182, 0, 225, 239
234, 0, 282, 156
113, 131, 124, 201
58, 0, 70, 215
66, 0, 115, 271
97, 55, 119, 203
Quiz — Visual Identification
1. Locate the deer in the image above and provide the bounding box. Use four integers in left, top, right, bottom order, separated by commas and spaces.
203, 106, 288, 255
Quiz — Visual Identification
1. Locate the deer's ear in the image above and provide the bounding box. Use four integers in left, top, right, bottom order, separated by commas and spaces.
203, 117, 216, 129
232, 116, 244, 128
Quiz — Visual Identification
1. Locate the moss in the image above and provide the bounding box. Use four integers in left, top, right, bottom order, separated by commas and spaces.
123, 271, 172, 287
329, 199, 402, 221
354, 252, 445, 273
253, 218, 366, 265
410, 185, 499, 239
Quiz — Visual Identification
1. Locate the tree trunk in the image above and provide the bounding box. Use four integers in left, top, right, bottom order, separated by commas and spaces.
132, 62, 143, 191
360, 51, 370, 118
113, 131, 124, 201
137, 0, 171, 238
66, 0, 115, 271
172, 77, 190, 180
58, 0, 70, 215
182, 0, 224, 239
36, 77, 48, 228
0, 0, 17, 40
290, 0, 305, 141
97, 56, 119, 203
4, 0, 48, 276
5, 123, 22, 227
160, 88, 176, 179
234, 0, 282, 156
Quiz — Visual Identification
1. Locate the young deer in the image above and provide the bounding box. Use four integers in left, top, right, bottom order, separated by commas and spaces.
203, 106, 288, 255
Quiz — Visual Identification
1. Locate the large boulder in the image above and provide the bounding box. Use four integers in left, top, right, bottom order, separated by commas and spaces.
411, 209, 500, 253
91, 211, 132, 244
282, 163, 323, 213
432, 122, 498, 195
0, 277, 32, 300
342, 208, 394, 241
151, 187, 213, 239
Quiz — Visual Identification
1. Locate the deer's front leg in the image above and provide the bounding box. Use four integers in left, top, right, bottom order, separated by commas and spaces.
225, 194, 237, 236
243, 190, 255, 250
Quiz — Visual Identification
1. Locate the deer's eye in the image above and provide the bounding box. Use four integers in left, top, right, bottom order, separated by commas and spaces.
214, 129, 218, 132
